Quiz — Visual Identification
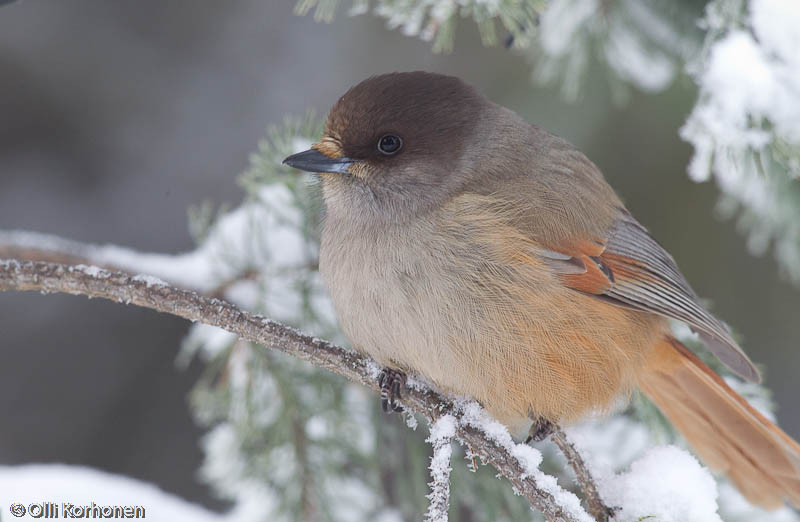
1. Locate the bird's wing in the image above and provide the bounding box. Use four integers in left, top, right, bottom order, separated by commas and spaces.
535, 211, 761, 383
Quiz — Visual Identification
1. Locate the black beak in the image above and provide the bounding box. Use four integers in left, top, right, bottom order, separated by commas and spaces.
282, 149, 354, 174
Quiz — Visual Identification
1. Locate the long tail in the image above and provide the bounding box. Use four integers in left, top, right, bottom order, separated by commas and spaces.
638, 337, 800, 509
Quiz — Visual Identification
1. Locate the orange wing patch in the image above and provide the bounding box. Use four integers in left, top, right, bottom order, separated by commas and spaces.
537, 214, 760, 383
562, 255, 614, 294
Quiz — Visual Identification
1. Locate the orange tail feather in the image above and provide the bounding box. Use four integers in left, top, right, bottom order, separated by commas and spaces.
639, 337, 800, 509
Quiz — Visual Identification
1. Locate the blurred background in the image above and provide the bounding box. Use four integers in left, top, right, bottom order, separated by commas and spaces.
1, 0, 798, 512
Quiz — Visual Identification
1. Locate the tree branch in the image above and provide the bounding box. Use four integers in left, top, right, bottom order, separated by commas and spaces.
552, 429, 612, 522
0, 259, 594, 522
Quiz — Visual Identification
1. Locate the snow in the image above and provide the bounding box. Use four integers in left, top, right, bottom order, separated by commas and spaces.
132, 274, 168, 287
429, 414, 457, 442
425, 415, 456, 522
566, 416, 651, 475
305, 415, 331, 440
199, 424, 281, 522
180, 324, 238, 361
685, 30, 776, 172
0, 231, 86, 263
0, 464, 224, 522
605, 21, 675, 92
600, 446, 722, 522
539, 0, 597, 56
364, 359, 384, 381
406, 411, 419, 430
74, 264, 110, 278
751, 0, 800, 67
750, 0, 800, 144
718, 481, 800, 522
374, 0, 454, 41
347, 1, 370, 17
222, 279, 262, 309
536, 0, 684, 97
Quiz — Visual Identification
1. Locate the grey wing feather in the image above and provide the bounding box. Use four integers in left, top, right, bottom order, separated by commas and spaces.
602, 214, 761, 383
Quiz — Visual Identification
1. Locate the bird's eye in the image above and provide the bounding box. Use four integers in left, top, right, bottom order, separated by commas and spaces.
377, 134, 403, 155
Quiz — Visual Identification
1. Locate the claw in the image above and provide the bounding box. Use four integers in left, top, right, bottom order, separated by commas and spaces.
526, 417, 555, 443
378, 368, 406, 414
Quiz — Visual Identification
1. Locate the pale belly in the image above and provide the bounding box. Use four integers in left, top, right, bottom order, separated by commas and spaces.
320, 216, 665, 430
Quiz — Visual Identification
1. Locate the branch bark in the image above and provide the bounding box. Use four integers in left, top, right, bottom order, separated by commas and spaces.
552, 429, 612, 522
0, 259, 594, 522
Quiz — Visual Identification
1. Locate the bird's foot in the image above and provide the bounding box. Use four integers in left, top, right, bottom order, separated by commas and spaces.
377, 368, 406, 414
525, 417, 555, 444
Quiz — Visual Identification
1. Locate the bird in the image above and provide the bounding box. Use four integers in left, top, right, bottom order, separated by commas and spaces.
283, 71, 800, 509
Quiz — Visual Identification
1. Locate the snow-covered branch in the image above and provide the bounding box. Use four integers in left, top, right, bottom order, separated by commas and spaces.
0, 259, 595, 522
295, 0, 540, 53
425, 416, 456, 522
681, 0, 800, 282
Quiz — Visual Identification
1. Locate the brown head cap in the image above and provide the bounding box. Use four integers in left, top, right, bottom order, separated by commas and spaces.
325, 71, 483, 163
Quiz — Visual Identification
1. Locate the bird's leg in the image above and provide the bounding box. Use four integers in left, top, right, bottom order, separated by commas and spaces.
525, 416, 555, 443
377, 368, 406, 414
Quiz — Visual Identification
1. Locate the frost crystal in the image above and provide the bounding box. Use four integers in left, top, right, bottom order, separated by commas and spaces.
425, 416, 456, 522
